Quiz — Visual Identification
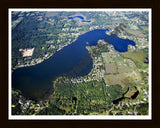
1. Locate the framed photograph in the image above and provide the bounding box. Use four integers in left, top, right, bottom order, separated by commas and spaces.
8, 8, 152, 120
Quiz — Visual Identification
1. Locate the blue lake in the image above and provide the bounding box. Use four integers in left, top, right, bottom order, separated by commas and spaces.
68, 16, 91, 22
12, 29, 136, 100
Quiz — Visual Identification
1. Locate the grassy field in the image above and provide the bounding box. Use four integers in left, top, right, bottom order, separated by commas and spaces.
105, 63, 116, 74
130, 24, 139, 30
105, 74, 124, 86
124, 27, 147, 38
121, 49, 147, 63
101, 48, 145, 99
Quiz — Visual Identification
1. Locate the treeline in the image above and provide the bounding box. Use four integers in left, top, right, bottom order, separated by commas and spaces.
12, 12, 78, 69
36, 77, 124, 115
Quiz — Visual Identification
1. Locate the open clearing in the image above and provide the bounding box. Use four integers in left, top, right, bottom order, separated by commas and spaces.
121, 49, 147, 63
105, 63, 116, 74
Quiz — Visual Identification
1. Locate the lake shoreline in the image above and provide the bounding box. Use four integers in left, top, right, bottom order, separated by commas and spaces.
12, 28, 136, 100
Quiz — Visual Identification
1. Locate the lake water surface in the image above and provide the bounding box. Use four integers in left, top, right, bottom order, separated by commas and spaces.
12, 28, 136, 100
68, 16, 91, 22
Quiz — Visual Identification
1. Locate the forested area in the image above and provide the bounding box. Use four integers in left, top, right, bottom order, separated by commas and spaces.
12, 75, 148, 115
12, 11, 78, 70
